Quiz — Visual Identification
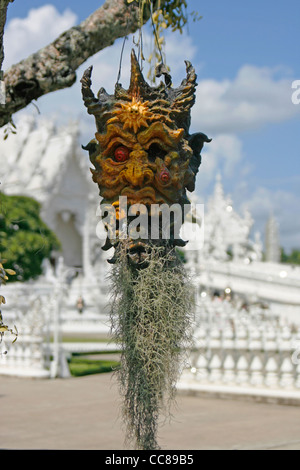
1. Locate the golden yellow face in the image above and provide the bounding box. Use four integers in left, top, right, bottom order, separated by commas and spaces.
90, 97, 194, 215
81, 50, 211, 261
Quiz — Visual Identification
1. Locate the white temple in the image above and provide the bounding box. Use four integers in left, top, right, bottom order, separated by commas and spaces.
182, 174, 300, 323
0, 116, 112, 362
0, 116, 300, 383
0, 115, 105, 274
201, 173, 262, 263
0, 115, 299, 318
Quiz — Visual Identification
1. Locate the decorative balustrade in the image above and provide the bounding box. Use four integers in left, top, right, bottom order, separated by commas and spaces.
0, 334, 50, 378
0, 269, 110, 378
0, 294, 52, 378
179, 296, 300, 395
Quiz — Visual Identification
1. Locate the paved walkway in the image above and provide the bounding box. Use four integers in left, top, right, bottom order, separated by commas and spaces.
1, 372, 300, 450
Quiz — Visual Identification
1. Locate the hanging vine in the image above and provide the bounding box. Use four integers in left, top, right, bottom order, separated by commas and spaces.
127, 0, 202, 83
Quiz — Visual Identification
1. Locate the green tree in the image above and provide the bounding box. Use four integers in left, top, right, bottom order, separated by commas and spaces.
281, 247, 300, 265
0, 193, 61, 281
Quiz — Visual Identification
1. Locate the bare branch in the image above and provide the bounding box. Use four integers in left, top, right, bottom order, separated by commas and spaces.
0, 0, 13, 74
0, 0, 167, 127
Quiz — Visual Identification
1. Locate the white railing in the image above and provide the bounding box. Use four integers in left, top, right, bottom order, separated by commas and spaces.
0, 292, 53, 378
0, 334, 51, 378
179, 296, 300, 397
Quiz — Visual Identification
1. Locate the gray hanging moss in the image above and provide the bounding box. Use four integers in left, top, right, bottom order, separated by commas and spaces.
109, 241, 195, 450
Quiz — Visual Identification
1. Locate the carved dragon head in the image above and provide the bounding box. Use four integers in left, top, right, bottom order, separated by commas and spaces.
81, 50, 211, 265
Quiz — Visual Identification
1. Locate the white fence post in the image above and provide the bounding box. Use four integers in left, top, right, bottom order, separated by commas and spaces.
180, 296, 300, 394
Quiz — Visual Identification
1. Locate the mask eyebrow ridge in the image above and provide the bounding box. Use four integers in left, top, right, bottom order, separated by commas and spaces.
96, 125, 137, 157
138, 122, 184, 150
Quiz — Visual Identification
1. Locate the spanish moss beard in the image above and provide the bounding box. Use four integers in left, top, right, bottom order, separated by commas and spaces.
109, 240, 195, 450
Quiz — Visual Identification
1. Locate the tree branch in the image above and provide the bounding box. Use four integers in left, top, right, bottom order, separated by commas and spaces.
0, 0, 167, 127
0, 0, 13, 75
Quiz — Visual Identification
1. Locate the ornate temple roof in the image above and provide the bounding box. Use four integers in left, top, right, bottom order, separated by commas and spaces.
204, 173, 257, 261
0, 115, 92, 204
182, 174, 262, 262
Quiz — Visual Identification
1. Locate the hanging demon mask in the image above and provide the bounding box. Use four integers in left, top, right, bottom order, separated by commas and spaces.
81, 50, 211, 450
81, 50, 211, 266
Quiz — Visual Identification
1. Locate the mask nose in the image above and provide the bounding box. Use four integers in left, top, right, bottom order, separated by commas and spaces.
124, 163, 145, 187
123, 158, 154, 188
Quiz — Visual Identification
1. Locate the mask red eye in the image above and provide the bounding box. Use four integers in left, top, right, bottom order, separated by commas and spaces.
160, 169, 170, 183
114, 146, 129, 162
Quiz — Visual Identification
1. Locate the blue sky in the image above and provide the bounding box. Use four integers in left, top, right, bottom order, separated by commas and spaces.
3, 0, 300, 250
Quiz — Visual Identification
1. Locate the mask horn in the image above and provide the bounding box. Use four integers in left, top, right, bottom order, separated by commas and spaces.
175, 61, 197, 110
128, 49, 150, 98
170, 61, 198, 131
81, 66, 102, 116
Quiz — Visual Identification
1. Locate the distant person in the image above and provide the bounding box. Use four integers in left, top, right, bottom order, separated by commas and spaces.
76, 296, 85, 314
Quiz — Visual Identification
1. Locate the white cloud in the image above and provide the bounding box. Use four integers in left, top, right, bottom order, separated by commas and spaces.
164, 31, 198, 81
17, 29, 198, 143
3, 4, 77, 70
194, 134, 244, 193
191, 65, 300, 135
80, 29, 197, 94
4, 7, 299, 142
3, 5, 300, 139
